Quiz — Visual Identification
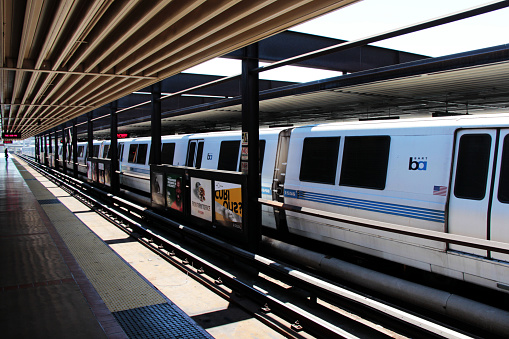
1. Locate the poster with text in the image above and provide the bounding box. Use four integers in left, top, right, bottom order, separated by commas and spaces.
214, 181, 242, 230
190, 178, 212, 221
166, 174, 183, 212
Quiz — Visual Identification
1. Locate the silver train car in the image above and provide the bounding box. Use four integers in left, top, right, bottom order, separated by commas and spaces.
23, 114, 509, 293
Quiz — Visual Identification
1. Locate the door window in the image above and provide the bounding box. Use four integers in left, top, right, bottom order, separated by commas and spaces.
454, 134, 491, 200
186, 140, 204, 168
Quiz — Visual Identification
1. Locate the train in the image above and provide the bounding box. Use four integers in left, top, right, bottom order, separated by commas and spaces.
24, 113, 509, 293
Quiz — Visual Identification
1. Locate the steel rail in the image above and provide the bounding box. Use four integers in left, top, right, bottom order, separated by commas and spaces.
19, 156, 353, 338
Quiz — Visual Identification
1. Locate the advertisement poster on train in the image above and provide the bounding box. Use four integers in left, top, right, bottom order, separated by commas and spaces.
214, 181, 242, 230
151, 172, 165, 206
166, 174, 183, 212
190, 178, 212, 221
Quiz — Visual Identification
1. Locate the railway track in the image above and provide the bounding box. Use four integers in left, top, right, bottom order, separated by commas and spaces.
19, 155, 494, 338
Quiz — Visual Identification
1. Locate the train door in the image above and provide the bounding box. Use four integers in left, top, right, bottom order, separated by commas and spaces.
448, 129, 497, 256
490, 129, 509, 261
272, 128, 292, 232
186, 140, 204, 168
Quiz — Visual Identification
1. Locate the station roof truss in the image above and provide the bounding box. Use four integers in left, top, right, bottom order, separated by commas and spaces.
1, 0, 360, 139
78, 41, 509, 139
52, 0, 508, 139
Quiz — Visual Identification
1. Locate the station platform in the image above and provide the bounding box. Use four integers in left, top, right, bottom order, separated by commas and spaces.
0, 154, 213, 339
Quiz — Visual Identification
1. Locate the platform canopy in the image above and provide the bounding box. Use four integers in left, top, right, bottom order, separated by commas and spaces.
1, 0, 359, 138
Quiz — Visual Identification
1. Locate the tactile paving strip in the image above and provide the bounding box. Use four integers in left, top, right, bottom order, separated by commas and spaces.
13, 160, 167, 312
13, 159, 212, 338
113, 303, 211, 339
38, 199, 61, 205
40, 202, 167, 312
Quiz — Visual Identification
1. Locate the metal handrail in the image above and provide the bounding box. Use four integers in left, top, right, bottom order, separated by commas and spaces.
259, 198, 509, 255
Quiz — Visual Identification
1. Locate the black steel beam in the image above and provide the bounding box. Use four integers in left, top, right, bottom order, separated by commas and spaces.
241, 43, 261, 252
35, 135, 39, 163
151, 83, 161, 166
61, 124, 67, 175
257, 44, 509, 100
88, 111, 93, 160
54, 129, 59, 170
226, 31, 428, 72
110, 101, 119, 195
72, 118, 78, 178
140, 43, 509, 124
49, 130, 53, 168
254, 1, 509, 73
44, 134, 48, 166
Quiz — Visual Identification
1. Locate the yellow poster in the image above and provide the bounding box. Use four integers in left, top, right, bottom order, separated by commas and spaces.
215, 181, 242, 230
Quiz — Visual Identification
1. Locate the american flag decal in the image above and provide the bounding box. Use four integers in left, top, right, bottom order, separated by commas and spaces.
433, 185, 447, 196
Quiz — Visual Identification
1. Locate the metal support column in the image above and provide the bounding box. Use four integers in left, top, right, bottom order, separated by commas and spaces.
151, 82, 162, 166
44, 133, 48, 166
110, 101, 119, 195
35, 135, 39, 163
54, 128, 59, 170
62, 125, 67, 175
72, 118, 78, 178
241, 43, 260, 251
87, 111, 93, 160
48, 130, 53, 167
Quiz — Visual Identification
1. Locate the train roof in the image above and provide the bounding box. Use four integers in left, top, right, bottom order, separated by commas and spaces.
292, 111, 509, 134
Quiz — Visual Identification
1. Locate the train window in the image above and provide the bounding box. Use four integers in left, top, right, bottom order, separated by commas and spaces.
187, 140, 204, 168
498, 135, 509, 203
260, 140, 266, 171
118, 143, 124, 161
195, 142, 204, 169
300, 137, 340, 184
186, 142, 196, 167
454, 134, 491, 200
161, 143, 176, 165
93, 145, 100, 157
136, 144, 148, 164
340, 136, 390, 190
237, 140, 266, 172
218, 141, 240, 171
77, 146, 85, 157
128, 144, 138, 163
103, 145, 110, 158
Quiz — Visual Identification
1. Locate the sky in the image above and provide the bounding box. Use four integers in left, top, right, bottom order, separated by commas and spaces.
184, 0, 509, 82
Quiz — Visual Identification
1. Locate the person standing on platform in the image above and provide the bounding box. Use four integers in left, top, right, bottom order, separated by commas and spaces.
4, 148, 8, 158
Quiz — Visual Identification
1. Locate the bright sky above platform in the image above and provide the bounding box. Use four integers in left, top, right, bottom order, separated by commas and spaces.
183, 0, 509, 83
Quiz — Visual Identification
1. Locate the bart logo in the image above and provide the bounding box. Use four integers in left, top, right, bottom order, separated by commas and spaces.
409, 157, 427, 171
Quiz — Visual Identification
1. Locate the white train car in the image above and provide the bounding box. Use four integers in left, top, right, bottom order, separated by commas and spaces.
118, 135, 190, 192
281, 114, 509, 292
43, 113, 509, 293
184, 128, 286, 228
21, 145, 36, 158
114, 129, 285, 226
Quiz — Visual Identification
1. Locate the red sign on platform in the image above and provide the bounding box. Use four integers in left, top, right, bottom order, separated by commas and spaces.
2, 133, 21, 139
